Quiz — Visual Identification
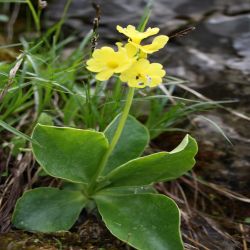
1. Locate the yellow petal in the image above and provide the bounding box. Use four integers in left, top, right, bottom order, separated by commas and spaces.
116, 42, 137, 57
139, 50, 147, 58
116, 25, 136, 37
115, 63, 133, 73
125, 43, 138, 57
130, 35, 169, 54
115, 42, 123, 50
147, 63, 166, 76
117, 25, 160, 44
143, 27, 160, 38
96, 70, 114, 81
148, 76, 163, 87
136, 58, 150, 69
86, 59, 106, 72
127, 78, 146, 88
141, 35, 169, 53
93, 47, 114, 59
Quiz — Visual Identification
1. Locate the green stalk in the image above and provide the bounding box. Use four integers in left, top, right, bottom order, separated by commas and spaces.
105, 87, 135, 159
26, 0, 40, 32
88, 87, 135, 193
54, 0, 73, 44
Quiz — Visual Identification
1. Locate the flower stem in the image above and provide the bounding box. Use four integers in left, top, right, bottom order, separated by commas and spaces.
106, 87, 135, 158
88, 87, 135, 193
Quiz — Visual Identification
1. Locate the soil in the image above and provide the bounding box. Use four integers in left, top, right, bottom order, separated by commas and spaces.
0, 216, 130, 250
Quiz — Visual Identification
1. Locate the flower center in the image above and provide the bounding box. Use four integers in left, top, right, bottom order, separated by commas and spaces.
107, 61, 119, 69
135, 74, 142, 80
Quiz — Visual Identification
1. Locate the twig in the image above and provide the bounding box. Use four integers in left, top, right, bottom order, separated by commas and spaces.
239, 224, 248, 250
169, 27, 196, 39
0, 54, 23, 103
159, 84, 176, 104
7, 3, 20, 42
182, 233, 210, 250
188, 175, 250, 203
91, 2, 101, 52
172, 82, 250, 121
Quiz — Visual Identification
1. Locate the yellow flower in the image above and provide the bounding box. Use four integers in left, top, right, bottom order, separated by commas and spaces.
117, 25, 159, 44
130, 35, 169, 54
120, 59, 166, 88
86, 46, 135, 81
117, 25, 169, 54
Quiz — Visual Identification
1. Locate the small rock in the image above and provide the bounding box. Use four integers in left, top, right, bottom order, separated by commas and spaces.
226, 3, 250, 15
174, 0, 216, 15
205, 13, 250, 38
187, 48, 224, 71
226, 57, 250, 76
233, 32, 250, 57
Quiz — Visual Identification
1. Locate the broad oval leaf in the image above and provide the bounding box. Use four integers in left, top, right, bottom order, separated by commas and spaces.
99, 185, 157, 195
32, 124, 109, 184
104, 134, 198, 188
12, 187, 86, 232
103, 114, 149, 175
95, 193, 183, 250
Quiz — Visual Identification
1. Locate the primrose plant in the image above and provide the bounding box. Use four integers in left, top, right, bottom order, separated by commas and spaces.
13, 25, 198, 250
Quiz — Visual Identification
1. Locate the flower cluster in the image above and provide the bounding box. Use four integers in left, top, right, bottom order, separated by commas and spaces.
86, 25, 169, 88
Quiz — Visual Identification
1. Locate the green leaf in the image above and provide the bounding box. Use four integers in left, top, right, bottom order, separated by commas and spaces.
37, 112, 54, 125
32, 124, 109, 184
95, 193, 183, 250
244, 217, 250, 224
0, 14, 9, 22
104, 135, 198, 188
103, 114, 149, 175
12, 187, 86, 232
99, 186, 157, 195
11, 136, 26, 156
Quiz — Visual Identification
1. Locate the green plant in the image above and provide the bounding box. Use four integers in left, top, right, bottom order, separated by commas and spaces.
12, 24, 198, 250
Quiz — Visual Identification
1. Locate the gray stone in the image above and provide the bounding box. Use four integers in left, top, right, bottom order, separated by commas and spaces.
205, 14, 250, 38
173, 0, 216, 15
233, 33, 250, 57
187, 48, 224, 71
226, 2, 250, 15
226, 57, 250, 76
